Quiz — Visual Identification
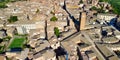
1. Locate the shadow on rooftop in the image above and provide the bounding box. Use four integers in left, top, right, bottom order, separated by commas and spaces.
63, 1, 80, 31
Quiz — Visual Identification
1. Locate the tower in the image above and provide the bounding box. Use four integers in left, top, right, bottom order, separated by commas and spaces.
80, 12, 86, 30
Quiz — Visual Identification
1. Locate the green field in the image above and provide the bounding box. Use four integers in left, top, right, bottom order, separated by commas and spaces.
9, 37, 25, 49
99, 0, 120, 15
109, 0, 120, 15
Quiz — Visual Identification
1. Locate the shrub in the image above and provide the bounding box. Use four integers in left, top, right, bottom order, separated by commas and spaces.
50, 16, 58, 21
8, 15, 18, 23
54, 27, 60, 37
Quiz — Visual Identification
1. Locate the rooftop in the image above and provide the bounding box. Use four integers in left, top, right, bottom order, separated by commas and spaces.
97, 13, 117, 16
90, 47, 104, 60
61, 41, 77, 54
89, 33, 100, 40
108, 56, 119, 60
102, 37, 119, 43
35, 40, 50, 52
33, 49, 55, 59
42, 50, 55, 59
114, 31, 120, 36
106, 43, 120, 48
0, 56, 5, 60
19, 48, 29, 60
86, 51, 97, 59
9, 13, 46, 24
78, 43, 90, 49
96, 44, 119, 60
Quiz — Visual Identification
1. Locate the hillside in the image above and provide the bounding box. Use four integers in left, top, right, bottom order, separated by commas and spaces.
109, 0, 120, 15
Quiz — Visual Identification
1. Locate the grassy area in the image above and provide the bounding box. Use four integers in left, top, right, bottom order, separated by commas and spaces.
9, 37, 26, 49
54, 27, 60, 37
109, 0, 120, 15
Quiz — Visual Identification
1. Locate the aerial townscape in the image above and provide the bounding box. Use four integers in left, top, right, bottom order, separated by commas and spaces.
0, 0, 120, 60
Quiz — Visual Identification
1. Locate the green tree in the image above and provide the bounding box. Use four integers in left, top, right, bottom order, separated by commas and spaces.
36, 9, 39, 13
50, 16, 58, 21
109, 0, 120, 15
79, 0, 83, 4
50, 11, 55, 15
8, 15, 18, 23
54, 27, 60, 37
90, 6, 98, 10
0, 3, 8, 8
